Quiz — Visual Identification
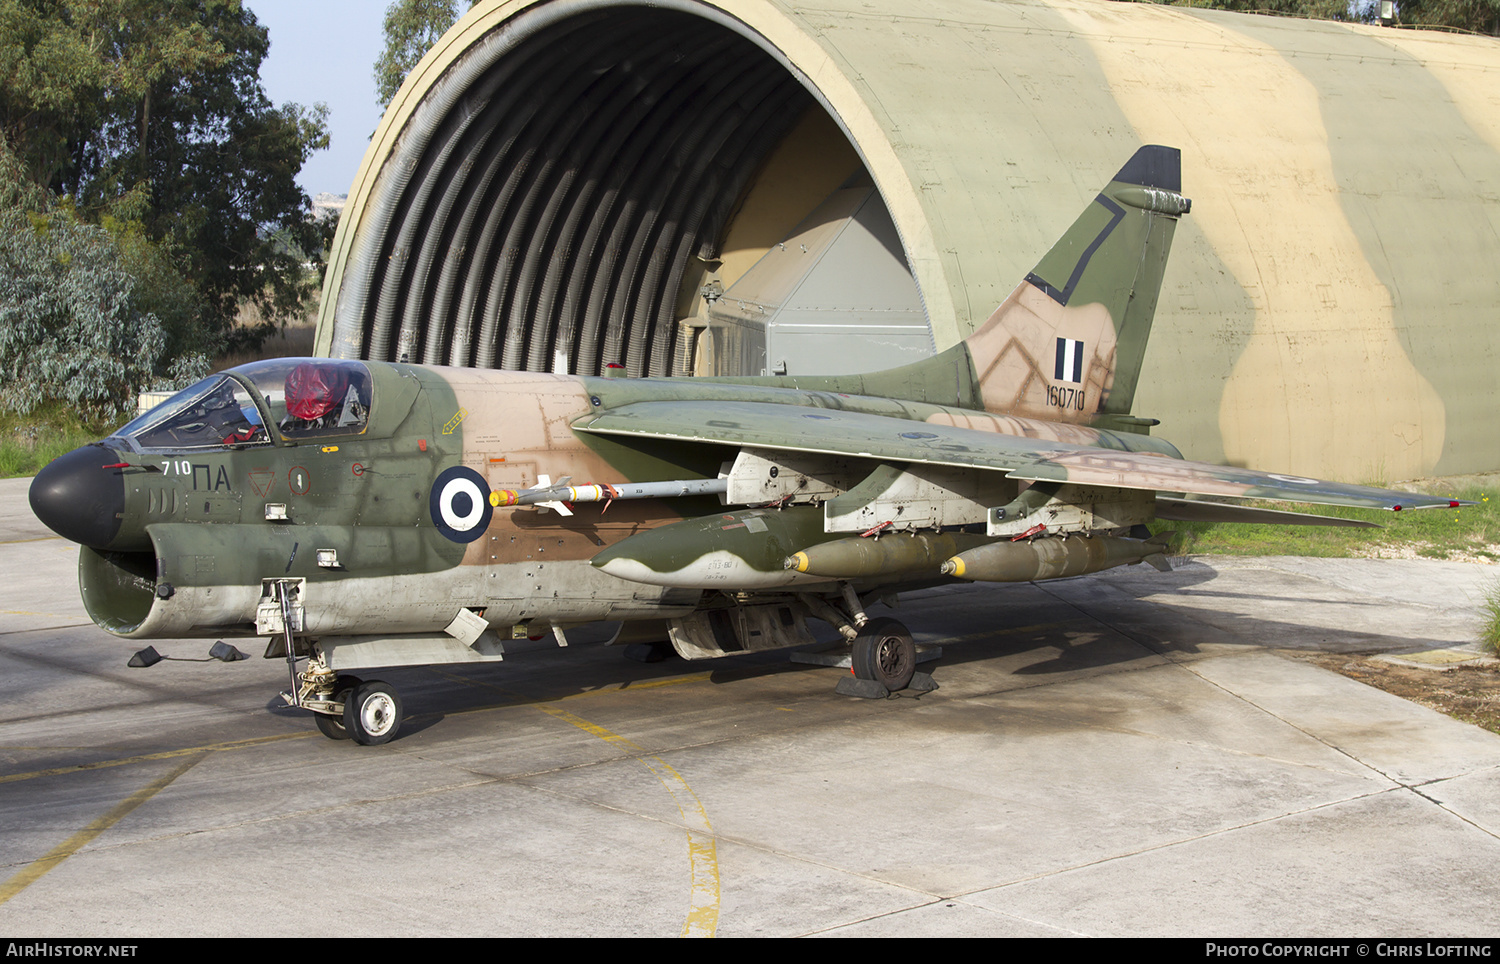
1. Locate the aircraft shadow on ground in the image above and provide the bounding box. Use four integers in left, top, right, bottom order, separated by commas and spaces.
245, 559, 1474, 743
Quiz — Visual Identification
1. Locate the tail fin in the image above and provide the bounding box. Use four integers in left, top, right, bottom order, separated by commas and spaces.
965, 145, 1189, 425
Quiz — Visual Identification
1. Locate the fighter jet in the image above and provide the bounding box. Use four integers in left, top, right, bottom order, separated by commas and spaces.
29, 146, 1462, 744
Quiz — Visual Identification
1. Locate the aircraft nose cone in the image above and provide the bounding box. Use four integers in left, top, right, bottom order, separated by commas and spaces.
29, 445, 126, 548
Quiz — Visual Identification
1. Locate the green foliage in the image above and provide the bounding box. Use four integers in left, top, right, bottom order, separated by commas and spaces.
0, 0, 331, 338
0, 128, 212, 417
1480, 578, 1500, 655
0, 403, 108, 478
1150, 0, 1355, 18
1142, 0, 1500, 31
1391, 0, 1500, 33
374, 0, 464, 107
0, 0, 232, 195
0, 202, 191, 420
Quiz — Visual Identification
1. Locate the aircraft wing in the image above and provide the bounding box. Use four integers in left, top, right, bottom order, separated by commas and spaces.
573, 400, 1461, 512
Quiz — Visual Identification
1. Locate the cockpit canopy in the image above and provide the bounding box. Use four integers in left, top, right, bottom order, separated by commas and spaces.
111, 359, 374, 452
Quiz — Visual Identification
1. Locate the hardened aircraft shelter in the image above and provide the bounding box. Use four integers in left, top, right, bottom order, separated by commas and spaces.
318, 0, 1500, 480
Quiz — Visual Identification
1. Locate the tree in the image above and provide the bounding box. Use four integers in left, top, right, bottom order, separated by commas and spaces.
0, 153, 172, 420
1147, 0, 1500, 32
0, 1, 330, 414
69, 2, 331, 330
0, 2, 331, 322
0, 1, 231, 197
373, 0, 464, 107
1145, 0, 1354, 20
1391, 0, 1500, 33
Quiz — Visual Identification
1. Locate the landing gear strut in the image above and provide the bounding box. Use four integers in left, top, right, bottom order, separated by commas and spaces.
265, 580, 406, 746
312, 674, 362, 741
791, 585, 940, 698
293, 661, 404, 746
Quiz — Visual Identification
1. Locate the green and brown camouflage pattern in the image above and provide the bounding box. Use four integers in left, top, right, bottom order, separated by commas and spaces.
32, 145, 1463, 676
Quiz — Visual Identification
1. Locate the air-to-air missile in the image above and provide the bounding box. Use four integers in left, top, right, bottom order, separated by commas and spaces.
26, 145, 1468, 745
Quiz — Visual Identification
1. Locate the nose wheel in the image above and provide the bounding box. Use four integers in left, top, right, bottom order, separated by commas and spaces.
340, 680, 403, 745
311, 675, 363, 740
295, 662, 404, 746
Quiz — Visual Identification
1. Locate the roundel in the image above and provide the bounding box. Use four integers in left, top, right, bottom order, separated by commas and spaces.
430, 466, 493, 543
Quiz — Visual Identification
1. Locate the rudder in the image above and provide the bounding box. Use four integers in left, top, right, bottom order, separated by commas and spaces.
964, 145, 1190, 425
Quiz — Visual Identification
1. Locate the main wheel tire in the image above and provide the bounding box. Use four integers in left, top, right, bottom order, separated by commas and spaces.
343, 680, 403, 745
314, 712, 349, 740
312, 675, 365, 741
851, 618, 916, 691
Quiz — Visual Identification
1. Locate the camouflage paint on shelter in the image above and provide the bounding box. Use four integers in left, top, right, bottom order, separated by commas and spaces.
321, 0, 1500, 480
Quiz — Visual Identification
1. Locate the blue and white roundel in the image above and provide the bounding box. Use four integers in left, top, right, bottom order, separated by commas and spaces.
430, 466, 492, 543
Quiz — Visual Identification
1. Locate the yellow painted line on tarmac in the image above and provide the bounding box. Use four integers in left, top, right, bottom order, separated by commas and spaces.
607, 672, 713, 691
0, 752, 207, 905
535, 703, 720, 938
427, 666, 721, 937
435, 671, 713, 719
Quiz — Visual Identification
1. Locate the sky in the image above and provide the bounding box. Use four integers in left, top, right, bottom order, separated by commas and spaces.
245, 1, 391, 198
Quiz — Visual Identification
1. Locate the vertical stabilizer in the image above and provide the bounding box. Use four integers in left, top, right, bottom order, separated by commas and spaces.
965, 145, 1190, 424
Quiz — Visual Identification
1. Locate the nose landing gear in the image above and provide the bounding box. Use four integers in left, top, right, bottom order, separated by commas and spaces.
341, 680, 403, 745
293, 662, 405, 746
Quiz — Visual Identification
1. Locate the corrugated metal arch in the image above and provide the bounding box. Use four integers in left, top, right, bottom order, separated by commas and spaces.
318, 0, 954, 377
317, 0, 1500, 478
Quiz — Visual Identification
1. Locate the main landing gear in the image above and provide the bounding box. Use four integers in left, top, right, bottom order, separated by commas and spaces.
792, 586, 940, 699
851, 618, 917, 692
835, 616, 938, 699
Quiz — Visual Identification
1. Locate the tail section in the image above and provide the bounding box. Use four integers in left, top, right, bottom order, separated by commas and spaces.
965, 145, 1190, 424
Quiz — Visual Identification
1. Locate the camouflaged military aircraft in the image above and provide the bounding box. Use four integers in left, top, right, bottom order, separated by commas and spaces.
29, 145, 1464, 745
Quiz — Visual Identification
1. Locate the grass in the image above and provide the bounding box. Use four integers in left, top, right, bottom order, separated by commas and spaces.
1482, 580, 1500, 656
0, 405, 115, 479
1150, 484, 1499, 564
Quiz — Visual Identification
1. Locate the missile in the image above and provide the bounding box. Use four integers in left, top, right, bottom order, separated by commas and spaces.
491, 476, 728, 512
591, 505, 833, 589
941, 534, 1169, 582
785, 531, 996, 578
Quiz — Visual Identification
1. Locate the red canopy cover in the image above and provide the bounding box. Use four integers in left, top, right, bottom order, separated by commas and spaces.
285, 363, 349, 421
